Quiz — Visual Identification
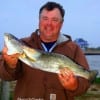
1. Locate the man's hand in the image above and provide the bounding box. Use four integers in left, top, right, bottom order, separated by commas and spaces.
58, 68, 78, 91
2, 46, 19, 68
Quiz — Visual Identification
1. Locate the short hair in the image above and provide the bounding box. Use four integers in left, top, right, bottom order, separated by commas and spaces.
39, 1, 65, 19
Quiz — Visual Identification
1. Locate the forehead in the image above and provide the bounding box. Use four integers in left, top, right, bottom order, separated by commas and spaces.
40, 8, 62, 18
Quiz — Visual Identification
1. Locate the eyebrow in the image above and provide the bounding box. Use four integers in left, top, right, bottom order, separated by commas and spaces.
40, 15, 62, 20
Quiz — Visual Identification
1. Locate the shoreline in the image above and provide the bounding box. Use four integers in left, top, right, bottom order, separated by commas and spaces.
84, 50, 100, 55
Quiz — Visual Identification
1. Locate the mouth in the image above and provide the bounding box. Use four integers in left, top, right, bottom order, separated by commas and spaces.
46, 27, 52, 32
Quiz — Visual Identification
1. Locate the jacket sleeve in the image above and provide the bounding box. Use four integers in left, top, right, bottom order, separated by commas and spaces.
0, 55, 23, 81
65, 45, 91, 96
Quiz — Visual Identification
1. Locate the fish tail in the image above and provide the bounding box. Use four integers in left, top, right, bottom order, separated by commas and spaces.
89, 70, 98, 83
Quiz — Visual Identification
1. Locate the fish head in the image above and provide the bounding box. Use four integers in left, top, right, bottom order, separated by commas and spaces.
4, 33, 23, 55
4, 33, 20, 43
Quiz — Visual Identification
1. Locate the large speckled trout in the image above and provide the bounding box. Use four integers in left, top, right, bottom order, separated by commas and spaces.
4, 33, 98, 82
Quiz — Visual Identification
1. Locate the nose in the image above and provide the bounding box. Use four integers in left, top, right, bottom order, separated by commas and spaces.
47, 19, 52, 25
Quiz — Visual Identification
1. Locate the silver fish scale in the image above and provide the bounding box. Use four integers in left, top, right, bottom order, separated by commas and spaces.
4, 33, 98, 82
33, 52, 79, 73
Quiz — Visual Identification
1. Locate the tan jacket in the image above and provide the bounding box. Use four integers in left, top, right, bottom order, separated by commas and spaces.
0, 29, 90, 100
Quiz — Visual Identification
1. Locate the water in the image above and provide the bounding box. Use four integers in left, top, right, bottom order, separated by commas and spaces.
86, 55, 100, 77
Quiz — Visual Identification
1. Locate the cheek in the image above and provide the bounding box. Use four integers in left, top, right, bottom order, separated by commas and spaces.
39, 21, 46, 29
39, 21, 62, 31
54, 24, 62, 31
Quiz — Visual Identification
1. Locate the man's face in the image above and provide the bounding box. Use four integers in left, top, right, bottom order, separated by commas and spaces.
39, 8, 63, 42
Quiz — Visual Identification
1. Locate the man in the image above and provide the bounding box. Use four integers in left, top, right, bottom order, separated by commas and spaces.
0, 2, 90, 100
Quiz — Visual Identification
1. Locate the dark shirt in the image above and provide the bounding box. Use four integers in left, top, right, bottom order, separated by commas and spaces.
41, 41, 56, 52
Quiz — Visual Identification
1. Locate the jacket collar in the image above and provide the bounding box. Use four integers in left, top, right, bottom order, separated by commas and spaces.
36, 29, 71, 52
56, 34, 70, 44
37, 29, 70, 45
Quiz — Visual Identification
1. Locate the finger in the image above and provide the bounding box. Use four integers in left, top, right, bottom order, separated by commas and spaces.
58, 74, 67, 84
59, 68, 76, 81
2, 46, 8, 54
60, 68, 71, 77
65, 68, 75, 77
60, 67, 71, 73
58, 72, 70, 83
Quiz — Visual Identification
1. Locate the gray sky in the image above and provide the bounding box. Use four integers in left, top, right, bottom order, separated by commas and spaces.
0, 0, 100, 50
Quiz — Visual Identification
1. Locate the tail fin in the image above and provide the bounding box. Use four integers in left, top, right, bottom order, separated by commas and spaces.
89, 70, 98, 83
